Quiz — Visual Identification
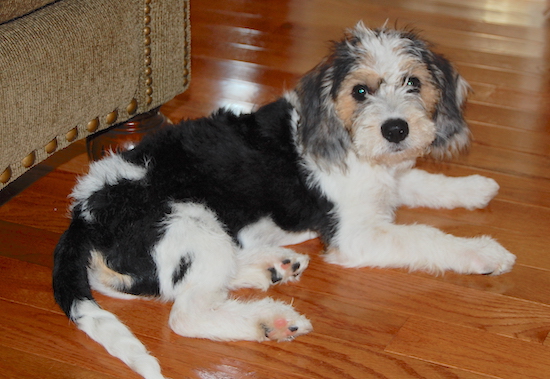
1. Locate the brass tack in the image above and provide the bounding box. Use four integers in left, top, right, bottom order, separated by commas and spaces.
145, 67, 152, 76
144, 26, 151, 36
146, 96, 153, 105
145, 0, 151, 4
145, 56, 152, 66
146, 87, 153, 96
106, 110, 118, 125
144, 5, 151, 14
22, 152, 36, 168
45, 138, 58, 154
127, 99, 138, 115
144, 36, 151, 46
0, 166, 12, 184
86, 118, 99, 133
183, 68, 189, 77
144, 15, 151, 25
66, 127, 78, 142
144, 47, 151, 56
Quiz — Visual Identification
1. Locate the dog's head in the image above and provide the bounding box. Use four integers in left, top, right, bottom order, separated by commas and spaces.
293, 22, 470, 168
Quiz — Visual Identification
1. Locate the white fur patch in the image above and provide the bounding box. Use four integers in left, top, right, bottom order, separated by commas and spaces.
237, 217, 317, 249
73, 299, 165, 379
150, 202, 312, 342
153, 202, 237, 300
70, 154, 147, 221
397, 169, 500, 210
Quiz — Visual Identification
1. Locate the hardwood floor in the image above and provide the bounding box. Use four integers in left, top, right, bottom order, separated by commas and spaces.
1, 0, 549, 377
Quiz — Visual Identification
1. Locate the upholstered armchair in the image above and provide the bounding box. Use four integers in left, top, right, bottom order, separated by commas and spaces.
0, 0, 191, 188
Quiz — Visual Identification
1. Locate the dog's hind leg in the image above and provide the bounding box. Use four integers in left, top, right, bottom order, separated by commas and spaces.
170, 287, 312, 342
156, 203, 312, 342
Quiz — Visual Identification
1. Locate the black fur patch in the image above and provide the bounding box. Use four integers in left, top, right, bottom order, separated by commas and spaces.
172, 256, 192, 286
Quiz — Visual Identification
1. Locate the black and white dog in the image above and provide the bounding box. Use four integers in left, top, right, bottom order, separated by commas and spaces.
53, 23, 515, 379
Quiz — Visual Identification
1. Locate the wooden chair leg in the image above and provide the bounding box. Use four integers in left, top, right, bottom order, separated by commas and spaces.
86, 108, 170, 161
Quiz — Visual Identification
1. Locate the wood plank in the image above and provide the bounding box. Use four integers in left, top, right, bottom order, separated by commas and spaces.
0, 170, 75, 234
0, 344, 119, 379
413, 264, 550, 309
386, 316, 550, 379
0, 220, 59, 268
0, 298, 314, 379
468, 122, 549, 157
416, 159, 550, 208
407, 199, 550, 237
465, 102, 548, 132
292, 253, 550, 344
0, 257, 486, 379
454, 144, 550, 179
396, 208, 550, 269
0, 256, 59, 313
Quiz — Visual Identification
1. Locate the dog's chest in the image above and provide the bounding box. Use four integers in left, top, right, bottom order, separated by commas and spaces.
312, 158, 403, 220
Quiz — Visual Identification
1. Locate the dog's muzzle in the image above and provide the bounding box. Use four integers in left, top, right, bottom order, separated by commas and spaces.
381, 119, 409, 143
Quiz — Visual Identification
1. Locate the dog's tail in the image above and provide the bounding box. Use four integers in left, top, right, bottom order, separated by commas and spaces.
52, 216, 165, 379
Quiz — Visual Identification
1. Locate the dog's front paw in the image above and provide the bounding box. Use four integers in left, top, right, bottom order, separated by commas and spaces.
465, 236, 516, 275
461, 175, 500, 210
259, 301, 313, 342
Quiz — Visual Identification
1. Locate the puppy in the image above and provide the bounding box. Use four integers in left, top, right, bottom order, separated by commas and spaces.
53, 22, 515, 379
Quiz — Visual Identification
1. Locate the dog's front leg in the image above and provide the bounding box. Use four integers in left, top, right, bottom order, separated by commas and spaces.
324, 221, 515, 275
397, 168, 500, 210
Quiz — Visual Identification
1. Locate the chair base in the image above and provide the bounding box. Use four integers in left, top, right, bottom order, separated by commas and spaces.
86, 109, 170, 161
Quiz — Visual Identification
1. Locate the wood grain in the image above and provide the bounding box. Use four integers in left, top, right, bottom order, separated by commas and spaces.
1, 0, 549, 377
386, 316, 550, 379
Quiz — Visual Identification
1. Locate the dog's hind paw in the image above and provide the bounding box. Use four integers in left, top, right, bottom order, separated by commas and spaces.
231, 248, 310, 291
260, 306, 312, 342
267, 251, 310, 285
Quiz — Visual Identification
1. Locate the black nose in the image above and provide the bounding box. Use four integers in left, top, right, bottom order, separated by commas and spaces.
381, 119, 409, 143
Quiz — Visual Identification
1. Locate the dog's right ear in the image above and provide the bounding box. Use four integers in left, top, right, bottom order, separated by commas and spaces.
294, 46, 353, 171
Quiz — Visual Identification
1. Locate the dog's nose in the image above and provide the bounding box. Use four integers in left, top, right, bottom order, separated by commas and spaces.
381, 119, 409, 143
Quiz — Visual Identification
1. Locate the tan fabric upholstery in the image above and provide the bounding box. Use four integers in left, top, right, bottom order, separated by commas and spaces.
0, 0, 190, 188
0, 0, 58, 24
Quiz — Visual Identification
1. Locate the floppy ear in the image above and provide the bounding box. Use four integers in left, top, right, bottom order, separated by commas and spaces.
425, 53, 472, 159
294, 44, 353, 170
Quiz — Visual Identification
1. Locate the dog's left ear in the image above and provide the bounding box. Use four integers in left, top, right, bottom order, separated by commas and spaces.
425, 53, 471, 159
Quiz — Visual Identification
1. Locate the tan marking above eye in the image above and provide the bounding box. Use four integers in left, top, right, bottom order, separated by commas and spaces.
334, 68, 383, 130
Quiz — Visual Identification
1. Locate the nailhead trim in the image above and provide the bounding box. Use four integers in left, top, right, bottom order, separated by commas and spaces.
183, 1, 189, 87
0, 166, 12, 184
144, 0, 153, 105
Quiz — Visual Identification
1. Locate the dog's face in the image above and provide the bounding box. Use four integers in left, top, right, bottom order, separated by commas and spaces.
294, 23, 470, 168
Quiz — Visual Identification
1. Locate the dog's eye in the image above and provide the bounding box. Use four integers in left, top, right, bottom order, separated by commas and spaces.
352, 84, 370, 101
405, 77, 421, 93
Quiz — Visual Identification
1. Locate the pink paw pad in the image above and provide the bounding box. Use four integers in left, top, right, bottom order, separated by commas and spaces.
263, 318, 300, 341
